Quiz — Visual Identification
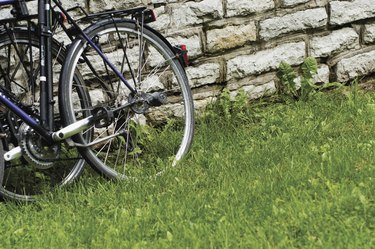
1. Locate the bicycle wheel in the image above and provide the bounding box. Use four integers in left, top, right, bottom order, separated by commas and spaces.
60, 19, 194, 179
0, 29, 87, 201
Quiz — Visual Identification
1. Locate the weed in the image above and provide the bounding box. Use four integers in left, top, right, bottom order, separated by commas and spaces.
277, 57, 342, 102
202, 88, 254, 124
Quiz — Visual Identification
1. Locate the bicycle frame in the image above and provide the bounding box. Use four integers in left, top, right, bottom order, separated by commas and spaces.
0, 0, 142, 146
0, 1, 18, 5
0, 0, 54, 141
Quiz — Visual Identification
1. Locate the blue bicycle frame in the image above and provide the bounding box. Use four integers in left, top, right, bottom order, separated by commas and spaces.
0, 0, 16, 5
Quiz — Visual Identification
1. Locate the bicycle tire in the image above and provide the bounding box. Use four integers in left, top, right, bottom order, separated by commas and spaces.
60, 19, 194, 179
0, 29, 87, 201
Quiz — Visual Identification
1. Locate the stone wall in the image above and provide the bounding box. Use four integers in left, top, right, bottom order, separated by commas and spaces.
2, 0, 375, 109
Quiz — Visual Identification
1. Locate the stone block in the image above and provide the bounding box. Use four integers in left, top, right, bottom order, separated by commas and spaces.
191, 0, 223, 18
227, 42, 306, 80
281, 0, 310, 7
192, 85, 223, 101
166, 30, 203, 58
226, 0, 274, 17
88, 0, 146, 11
336, 50, 375, 82
206, 22, 256, 53
170, 4, 202, 28
310, 28, 359, 58
260, 8, 328, 40
228, 72, 277, 99
315, 64, 330, 84
294, 64, 330, 88
149, 6, 172, 31
0, 7, 12, 19
61, 0, 87, 10
330, 0, 375, 26
151, 0, 179, 3
186, 63, 221, 87
364, 24, 375, 44
170, 0, 223, 28
230, 81, 276, 100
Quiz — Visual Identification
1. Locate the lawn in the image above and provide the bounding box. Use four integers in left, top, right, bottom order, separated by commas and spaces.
0, 88, 373, 248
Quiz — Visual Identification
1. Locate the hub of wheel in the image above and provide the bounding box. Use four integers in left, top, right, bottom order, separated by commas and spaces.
129, 92, 167, 114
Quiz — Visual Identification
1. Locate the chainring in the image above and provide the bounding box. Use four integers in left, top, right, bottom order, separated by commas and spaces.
18, 123, 60, 169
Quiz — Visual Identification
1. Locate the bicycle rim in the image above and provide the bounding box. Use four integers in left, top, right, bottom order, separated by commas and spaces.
60, 20, 194, 179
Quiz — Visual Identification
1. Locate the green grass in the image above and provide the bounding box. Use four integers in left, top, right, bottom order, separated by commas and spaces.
0, 89, 374, 248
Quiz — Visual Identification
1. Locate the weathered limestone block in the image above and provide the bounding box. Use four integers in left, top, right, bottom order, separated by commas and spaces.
260, 8, 328, 40
88, 0, 146, 11
191, 0, 223, 18
149, 6, 171, 31
310, 28, 360, 58
206, 22, 256, 53
166, 29, 203, 58
186, 62, 221, 88
0, 7, 12, 19
194, 98, 213, 111
193, 85, 223, 101
237, 81, 276, 99
193, 85, 222, 112
295, 64, 330, 87
170, 5, 201, 28
140, 75, 165, 92
226, 0, 274, 17
58, 1, 88, 19
315, 64, 330, 84
227, 42, 306, 80
89, 89, 106, 106
151, 0, 179, 3
228, 73, 277, 99
281, 0, 310, 7
315, 0, 330, 6
364, 24, 375, 44
170, 0, 223, 28
336, 50, 375, 82
330, 0, 375, 26
60, 0, 87, 10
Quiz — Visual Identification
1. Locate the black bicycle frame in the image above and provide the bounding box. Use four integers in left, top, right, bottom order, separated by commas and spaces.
0, 0, 140, 144
38, 0, 54, 131
0, 0, 54, 142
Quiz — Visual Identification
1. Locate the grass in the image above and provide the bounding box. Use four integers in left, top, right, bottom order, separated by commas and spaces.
0, 88, 374, 248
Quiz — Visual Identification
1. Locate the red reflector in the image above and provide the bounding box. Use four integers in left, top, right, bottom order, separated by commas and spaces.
150, 10, 157, 22
180, 44, 189, 67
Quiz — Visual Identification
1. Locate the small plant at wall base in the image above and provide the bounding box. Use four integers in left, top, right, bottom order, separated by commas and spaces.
277, 57, 342, 102
277, 57, 342, 101
277, 57, 318, 102
202, 88, 253, 123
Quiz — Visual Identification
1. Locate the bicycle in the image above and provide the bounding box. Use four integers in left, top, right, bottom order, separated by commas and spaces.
0, 0, 194, 201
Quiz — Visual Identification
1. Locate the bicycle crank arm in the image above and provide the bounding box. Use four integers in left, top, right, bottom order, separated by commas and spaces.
3, 146, 22, 161
51, 116, 93, 142
4, 116, 93, 162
